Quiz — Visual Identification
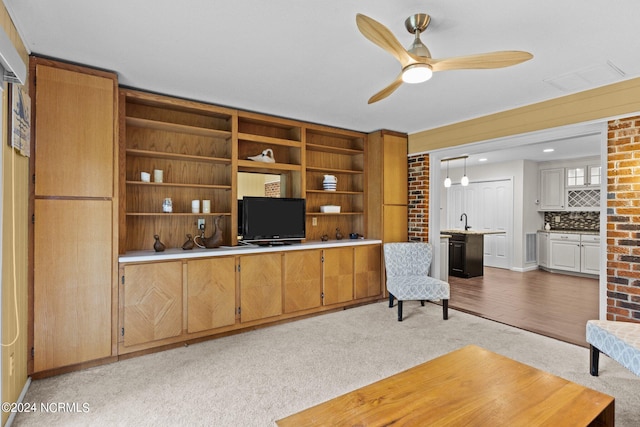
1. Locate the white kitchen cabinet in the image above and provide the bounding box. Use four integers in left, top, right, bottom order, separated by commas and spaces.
566, 164, 601, 188
580, 234, 601, 275
537, 232, 549, 267
539, 168, 565, 211
543, 232, 599, 275
549, 233, 581, 272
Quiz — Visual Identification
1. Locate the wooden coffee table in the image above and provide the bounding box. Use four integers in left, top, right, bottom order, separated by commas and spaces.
277, 344, 614, 426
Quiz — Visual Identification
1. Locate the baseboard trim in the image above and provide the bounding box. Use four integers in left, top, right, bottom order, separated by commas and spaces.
5, 377, 32, 427
511, 265, 540, 273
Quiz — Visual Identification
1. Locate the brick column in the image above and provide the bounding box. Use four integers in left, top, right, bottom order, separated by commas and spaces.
408, 154, 429, 242
607, 116, 640, 322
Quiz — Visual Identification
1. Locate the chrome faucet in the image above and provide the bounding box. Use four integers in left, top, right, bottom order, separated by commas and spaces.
460, 213, 471, 230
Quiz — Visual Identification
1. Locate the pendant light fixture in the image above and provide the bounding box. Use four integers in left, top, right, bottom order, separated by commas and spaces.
441, 155, 470, 187
461, 157, 469, 186
444, 160, 451, 188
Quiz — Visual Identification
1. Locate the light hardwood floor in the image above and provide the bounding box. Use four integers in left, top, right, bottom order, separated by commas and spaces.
447, 267, 599, 348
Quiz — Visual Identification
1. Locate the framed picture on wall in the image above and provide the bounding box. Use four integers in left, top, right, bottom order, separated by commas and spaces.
10, 83, 30, 157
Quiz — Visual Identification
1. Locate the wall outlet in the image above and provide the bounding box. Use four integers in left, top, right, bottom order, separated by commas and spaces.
197, 218, 205, 230
312, 217, 317, 226
554, 216, 561, 223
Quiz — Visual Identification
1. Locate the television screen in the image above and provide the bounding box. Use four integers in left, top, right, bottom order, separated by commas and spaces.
241, 197, 306, 244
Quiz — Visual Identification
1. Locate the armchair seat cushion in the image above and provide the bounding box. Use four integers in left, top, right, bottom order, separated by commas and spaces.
386, 276, 450, 301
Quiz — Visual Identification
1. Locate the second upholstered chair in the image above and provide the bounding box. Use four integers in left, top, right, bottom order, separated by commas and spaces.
383, 242, 450, 321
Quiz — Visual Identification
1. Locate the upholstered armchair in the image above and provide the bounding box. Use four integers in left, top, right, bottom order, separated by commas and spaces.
383, 242, 450, 321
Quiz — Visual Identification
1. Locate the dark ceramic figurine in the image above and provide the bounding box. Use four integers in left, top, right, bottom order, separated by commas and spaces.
182, 233, 195, 250
321, 234, 329, 241
153, 234, 166, 252
335, 227, 343, 240
195, 215, 224, 248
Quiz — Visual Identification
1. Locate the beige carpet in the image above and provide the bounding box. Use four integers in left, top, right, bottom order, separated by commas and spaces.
13, 302, 640, 426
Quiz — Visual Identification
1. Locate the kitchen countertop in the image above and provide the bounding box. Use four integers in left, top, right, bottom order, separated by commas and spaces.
441, 229, 506, 235
538, 229, 599, 235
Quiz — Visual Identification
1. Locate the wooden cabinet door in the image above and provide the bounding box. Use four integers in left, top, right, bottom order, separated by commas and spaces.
284, 250, 322, 313
33, 199, 113, 372
383, 205, 408, 242
240, 253, 282, 322
34, 64, 115, 198
383, 134, 408, 205
323, 247, 354, 305
123, 262, 183, 347
355, 245, 381, 299
187, 257, 236, 333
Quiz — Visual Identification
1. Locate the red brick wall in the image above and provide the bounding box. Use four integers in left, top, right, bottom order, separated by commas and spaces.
408, 154, 429, 242
607, 116, 640, 322
265, 181, 280, 197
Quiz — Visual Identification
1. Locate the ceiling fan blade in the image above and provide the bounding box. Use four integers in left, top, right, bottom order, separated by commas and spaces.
430, 51, 533, 72
356, 14, 414, 67
368, 73, 404, 104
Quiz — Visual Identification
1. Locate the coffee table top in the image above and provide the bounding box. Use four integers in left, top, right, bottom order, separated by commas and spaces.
277, 344, 614, 426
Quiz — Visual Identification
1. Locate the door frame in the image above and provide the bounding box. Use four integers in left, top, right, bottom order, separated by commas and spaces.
426, 121, 608, 318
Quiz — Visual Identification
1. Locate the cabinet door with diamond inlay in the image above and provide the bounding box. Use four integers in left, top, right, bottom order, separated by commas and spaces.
240, 253, 282, 323
187, 257, 236, 333
123, 262, 183, 347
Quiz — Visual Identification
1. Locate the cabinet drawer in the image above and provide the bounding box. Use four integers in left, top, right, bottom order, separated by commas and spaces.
549, 233, 580, 242
580, 234, 600, 243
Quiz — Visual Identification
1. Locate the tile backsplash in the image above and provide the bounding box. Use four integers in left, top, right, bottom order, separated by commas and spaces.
543, 211, 600, 231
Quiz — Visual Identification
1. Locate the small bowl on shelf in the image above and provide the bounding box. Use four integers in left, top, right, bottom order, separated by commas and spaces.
320, 205, 341, 213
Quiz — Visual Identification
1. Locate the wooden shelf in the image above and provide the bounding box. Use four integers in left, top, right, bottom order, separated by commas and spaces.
306, 143, 363, 155
126, 117, 232, 139
237, 132, 301, 148
306, 189, 363, 195
306, 212, 363, 216
126, 149, 231, 165
237, 159, 302, 172
127, 212, 231, 217
126, 181, 231, 190
306, 166, 363, 175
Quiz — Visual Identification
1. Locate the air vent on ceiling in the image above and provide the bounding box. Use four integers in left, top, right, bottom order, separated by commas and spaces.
543, 61, 625, 93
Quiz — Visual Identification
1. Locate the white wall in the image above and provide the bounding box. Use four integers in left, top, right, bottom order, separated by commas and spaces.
441, 159, 543, 270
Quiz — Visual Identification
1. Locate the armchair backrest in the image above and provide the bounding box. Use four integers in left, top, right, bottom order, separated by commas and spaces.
383, 242, 433, 278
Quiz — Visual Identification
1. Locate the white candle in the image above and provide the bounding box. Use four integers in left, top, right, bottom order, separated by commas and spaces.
202, 200, 211, 213
153, 169, 163, 183
191, 200, 200, 213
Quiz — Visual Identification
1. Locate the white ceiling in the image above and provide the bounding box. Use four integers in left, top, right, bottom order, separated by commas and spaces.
6, 0, 640, 139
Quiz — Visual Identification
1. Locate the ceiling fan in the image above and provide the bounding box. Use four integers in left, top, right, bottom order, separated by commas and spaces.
356, 13, 533, 104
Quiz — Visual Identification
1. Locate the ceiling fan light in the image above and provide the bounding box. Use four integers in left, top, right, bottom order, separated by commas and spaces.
402, 64, 433, 84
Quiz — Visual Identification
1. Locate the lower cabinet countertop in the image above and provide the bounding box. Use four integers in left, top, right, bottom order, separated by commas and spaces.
538, 229, 599, 235
119, 239, 382, 263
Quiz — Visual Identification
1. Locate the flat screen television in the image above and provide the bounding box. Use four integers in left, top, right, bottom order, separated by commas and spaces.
240, 197, 306, 245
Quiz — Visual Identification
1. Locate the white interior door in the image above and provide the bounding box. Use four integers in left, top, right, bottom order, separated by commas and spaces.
447, 179, 512, 269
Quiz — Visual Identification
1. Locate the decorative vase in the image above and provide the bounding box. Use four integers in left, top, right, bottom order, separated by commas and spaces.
544, 223, 551, 231
321, 234, 329, 242
335, 227, 343, 240
323, 174, 337, 191
194, 215, 224, 248
153, 234, 166, 252
182, 233, 195, 250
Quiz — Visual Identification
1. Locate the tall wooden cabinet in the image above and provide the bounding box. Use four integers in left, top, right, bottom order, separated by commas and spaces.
30, 58, 118, 373
367, 130, 408, 242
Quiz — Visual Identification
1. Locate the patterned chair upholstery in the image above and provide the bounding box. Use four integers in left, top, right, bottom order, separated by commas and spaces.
586, 320, 640, 377
383, 242, 450, 321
